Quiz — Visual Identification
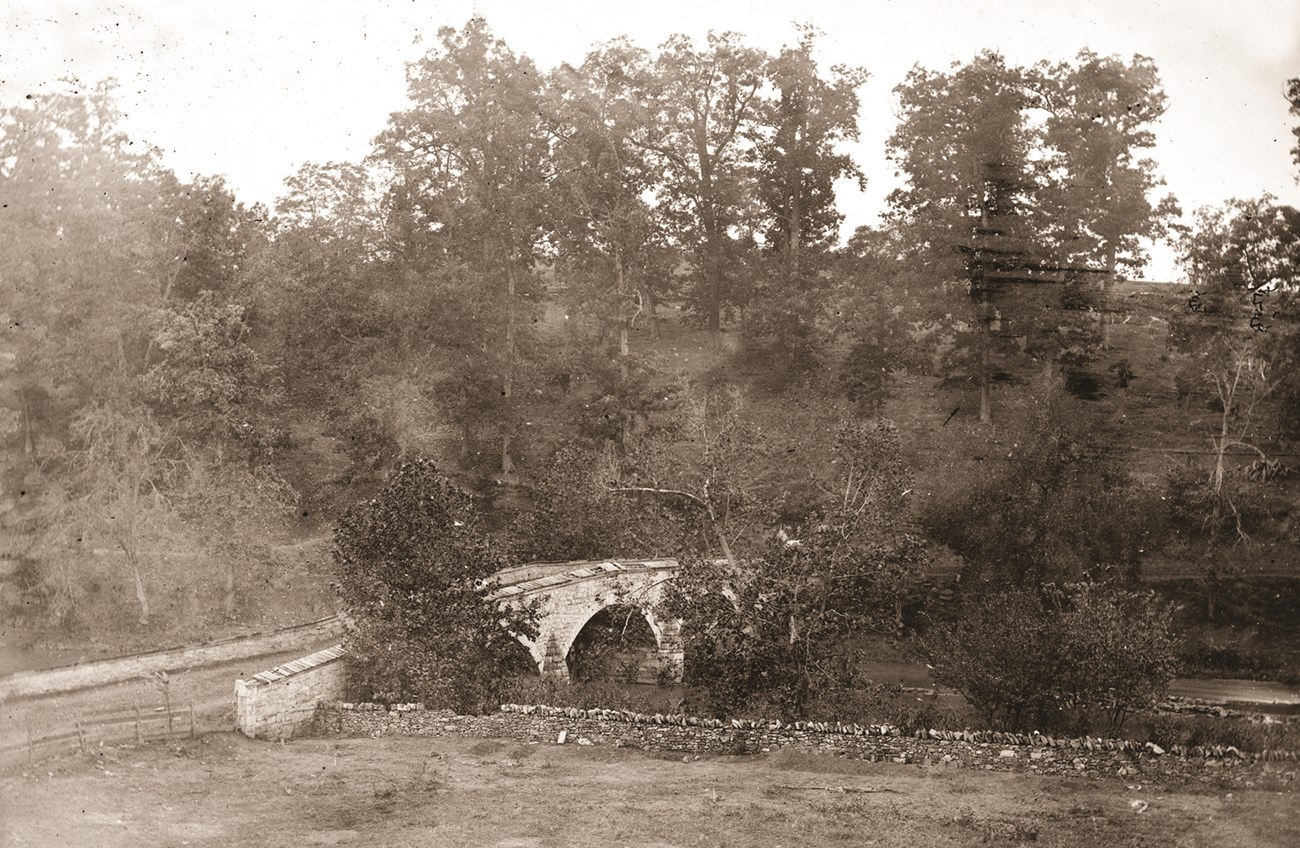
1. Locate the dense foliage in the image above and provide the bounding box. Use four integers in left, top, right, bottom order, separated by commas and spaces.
333, 459, 539, 712
923, 583, 1178, 733
660, 420, 927, 718
922, 393, 1160, 585
1171, 195, 1299, 617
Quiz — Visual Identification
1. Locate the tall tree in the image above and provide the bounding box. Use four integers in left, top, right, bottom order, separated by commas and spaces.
0, 81, 180, 605
274, 161, 384, 252
1177, 196, 1300, 307
630, 32, 770, 341
0, 80, 173, 401
161, 174, 262, 303
372, 17, 551, 475
252, 162, 388, 411
886, 51, 1038, 422
1033, 51, 1179, 281
741, 28, 867, 389
1286, 76, 1300, 179
545, 42, 674, 433
756, 27, 867, 281
1171, 197, 1298, 617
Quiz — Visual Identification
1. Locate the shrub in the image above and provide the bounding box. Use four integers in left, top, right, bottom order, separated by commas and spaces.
922, 582, 1179, 733
921, 588, 1069, 730
1054, 583, 1179, 732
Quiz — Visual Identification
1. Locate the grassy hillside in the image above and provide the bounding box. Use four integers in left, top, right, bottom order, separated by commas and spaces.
3, 279, 1297, 675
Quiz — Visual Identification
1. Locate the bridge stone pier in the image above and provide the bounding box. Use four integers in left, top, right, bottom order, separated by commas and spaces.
490, 560, 682, 683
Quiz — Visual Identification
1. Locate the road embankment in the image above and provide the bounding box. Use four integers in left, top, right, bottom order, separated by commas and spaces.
0, 614, 344, 702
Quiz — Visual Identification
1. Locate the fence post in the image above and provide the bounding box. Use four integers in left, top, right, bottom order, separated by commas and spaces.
135, 702, 142, 745
189, 701, 196, 739
76, 712, 86, 755
26, 718, 33, 768
167, 702, 174, 738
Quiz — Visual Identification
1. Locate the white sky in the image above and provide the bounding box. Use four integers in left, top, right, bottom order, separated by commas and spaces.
3, 0, 1299, 281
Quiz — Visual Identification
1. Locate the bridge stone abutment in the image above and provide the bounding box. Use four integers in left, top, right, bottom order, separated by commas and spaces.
491, 561, 682, 683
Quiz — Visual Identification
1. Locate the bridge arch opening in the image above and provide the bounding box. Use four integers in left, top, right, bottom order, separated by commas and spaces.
566, 604, 661, 684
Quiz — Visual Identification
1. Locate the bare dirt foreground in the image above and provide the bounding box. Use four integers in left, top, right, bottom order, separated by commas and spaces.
1, 733, 1295, 848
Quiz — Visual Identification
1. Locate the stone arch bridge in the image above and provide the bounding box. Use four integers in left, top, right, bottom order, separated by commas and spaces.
488, 560, 682, 683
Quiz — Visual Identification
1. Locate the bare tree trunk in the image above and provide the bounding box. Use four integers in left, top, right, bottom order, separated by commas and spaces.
615, 247, 629, 370
1103, 242, 1117, 349
786, 123, 802, 280
501, 261, 516, 476
979, 288, 992, 424
714, 523, 736, 570
223, 560, 236, 618
639, 283, 660, 340
977, 161, 991, 424
126, 547, 149, 625
705, 227, 723, 348
695, 120, 723, 349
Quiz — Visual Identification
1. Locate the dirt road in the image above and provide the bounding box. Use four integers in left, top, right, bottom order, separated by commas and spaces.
0, 640, 340, 753
2, 732, 1294, 847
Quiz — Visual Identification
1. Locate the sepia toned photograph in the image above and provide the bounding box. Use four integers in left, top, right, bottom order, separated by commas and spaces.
1, 1, 1298, 845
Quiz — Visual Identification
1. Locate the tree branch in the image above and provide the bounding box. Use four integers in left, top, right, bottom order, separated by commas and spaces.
609, 485, 706, 508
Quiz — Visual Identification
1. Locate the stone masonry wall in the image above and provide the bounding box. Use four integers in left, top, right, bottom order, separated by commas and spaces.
318, 702, 1298, 791
235, 645, 351, 740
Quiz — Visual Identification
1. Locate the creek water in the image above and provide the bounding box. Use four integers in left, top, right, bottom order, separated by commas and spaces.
858, 661, 1300, 711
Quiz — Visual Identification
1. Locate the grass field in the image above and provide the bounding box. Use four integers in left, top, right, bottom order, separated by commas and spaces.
2, 732, 1295, 847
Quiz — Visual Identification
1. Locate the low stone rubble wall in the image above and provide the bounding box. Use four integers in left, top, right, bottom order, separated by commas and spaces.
316, 701, 1298, 790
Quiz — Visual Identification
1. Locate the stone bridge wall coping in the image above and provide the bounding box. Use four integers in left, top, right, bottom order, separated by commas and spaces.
236, 645, 351, 739
490, 560, 678, 599
316, 702, 1298, 790
245, 644, 348, 686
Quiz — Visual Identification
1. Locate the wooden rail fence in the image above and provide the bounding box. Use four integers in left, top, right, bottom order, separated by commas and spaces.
0, 699, 196, 766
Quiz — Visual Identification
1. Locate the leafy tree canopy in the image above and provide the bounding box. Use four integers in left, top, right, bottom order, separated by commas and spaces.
1032, 50, 1179, 275
333, 459, 539, 711
1287, 76, 1300, 178
660, 419, 927, 718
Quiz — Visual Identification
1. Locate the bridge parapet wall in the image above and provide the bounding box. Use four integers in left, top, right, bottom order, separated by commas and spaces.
235, 645, 351, 740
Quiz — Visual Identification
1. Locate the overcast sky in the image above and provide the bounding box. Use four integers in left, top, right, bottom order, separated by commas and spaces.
3, 0, 1298, 280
